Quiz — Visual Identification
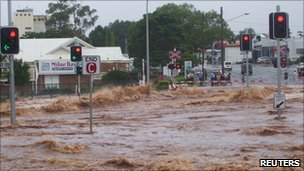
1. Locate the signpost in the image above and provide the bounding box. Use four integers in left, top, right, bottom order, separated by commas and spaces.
273, 93, 286, 110
269, 6, 289, 119
82, 55, 101, 133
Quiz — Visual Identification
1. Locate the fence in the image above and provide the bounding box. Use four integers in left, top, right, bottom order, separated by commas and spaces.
0, 79, 139, 100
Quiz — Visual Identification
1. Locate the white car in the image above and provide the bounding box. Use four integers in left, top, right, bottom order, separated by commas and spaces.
224, 61, 232, 71
257, 56, 271, 64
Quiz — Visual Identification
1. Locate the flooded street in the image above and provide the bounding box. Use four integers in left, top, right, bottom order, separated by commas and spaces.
0, 85, 303, 170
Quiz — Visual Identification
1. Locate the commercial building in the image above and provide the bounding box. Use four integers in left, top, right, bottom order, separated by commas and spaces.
0, 37, 133, 95
12, 8, 48, 37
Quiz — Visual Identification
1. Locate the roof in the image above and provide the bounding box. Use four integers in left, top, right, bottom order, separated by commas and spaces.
15, 37, 131, 63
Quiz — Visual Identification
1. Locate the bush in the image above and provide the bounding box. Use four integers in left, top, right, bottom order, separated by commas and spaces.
176, 76, 187, 82
102, 70, 133, 86
156, 80, 172, 90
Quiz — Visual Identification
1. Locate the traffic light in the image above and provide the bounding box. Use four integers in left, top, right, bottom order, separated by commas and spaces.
168, 63, 175, 70
0, 27, 19, 54
272, 58, 277, 68
76, 65, 82, 74
175, 64, 181, 70
280, 56, 287, 68
70, 46, 82, 61
269, 13, 274, 39
273, 12, 289, 39
240, 33, 252, 51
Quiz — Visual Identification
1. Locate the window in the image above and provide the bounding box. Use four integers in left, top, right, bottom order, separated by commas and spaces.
24, 14, 27, 16
15, 14, 18, 16
25, 27, 32, 30
20, 14, 23, 16
28, 14, 31, 16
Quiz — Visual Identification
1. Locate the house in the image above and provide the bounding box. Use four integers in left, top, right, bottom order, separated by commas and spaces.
1, 37, 132, 95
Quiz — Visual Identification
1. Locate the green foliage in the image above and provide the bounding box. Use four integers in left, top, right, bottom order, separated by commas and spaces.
127, 3, 233, 69
297, 56, 304, 63
12, 59, 30, 86
156, 80, 172, 90
44, 0, 98, 38
102, 70, 132, 86
176, 76, 187, 82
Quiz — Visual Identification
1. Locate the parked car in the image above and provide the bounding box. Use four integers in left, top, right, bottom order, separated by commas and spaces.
257, 56, 271, 64
224, 61, 232, 71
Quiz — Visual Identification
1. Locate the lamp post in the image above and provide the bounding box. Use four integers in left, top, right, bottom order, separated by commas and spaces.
220, 7, 249, 74
146, 0, 150, 83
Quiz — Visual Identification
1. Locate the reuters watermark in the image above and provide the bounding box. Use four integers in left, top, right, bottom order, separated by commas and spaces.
260, 159, 301, 167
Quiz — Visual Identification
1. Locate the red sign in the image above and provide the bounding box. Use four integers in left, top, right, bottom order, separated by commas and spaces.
86, 62, 97, 73
274, 46, 287, 54
169, 49, 181, 59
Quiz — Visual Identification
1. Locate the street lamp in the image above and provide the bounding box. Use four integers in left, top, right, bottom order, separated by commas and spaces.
146, 0, 150, 83
220, 8, 249, 74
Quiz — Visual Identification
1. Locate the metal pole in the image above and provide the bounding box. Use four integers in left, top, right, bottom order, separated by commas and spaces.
142, 59, 145, 85
8, 0, 16, 124
146, 0, 150, 83
89, 74, 93, 133
246, 51, 249, 87
220, 7, 224, 74
75, 42, 81, 99
276, 5, 282, 119
77, 73, 81, 98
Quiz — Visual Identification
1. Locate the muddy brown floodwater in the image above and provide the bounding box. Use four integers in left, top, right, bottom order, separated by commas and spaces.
0, 85, 303, 170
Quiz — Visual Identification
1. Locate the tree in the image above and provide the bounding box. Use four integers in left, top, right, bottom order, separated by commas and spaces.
45, 0, 98, 38
13, 59, 30, 86
128, 3, 233, 69
239, 28, 256, 35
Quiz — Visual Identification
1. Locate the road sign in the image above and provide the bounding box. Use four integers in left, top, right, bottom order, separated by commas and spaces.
274, 46, 286, 54
169, 49, 181, 59
82, 55, 100, 75
273, 93, 286, 110
184, 61, 192, 70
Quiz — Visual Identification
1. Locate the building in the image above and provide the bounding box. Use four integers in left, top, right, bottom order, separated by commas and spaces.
0, 37, 132, 96
13, 8, 48, 37
253, 36, 304, 61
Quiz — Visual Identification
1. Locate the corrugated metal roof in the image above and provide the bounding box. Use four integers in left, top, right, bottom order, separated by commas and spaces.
15, 37, 131, 63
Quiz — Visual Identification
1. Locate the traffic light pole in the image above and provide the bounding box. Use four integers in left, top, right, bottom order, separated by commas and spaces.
246, 51, 249, 87
276, 39, 282, 119
276, 5, 283, 119
8, 0, 16, 124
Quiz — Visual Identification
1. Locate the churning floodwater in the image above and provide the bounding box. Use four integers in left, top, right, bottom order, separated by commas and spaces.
0, 85, 303, 170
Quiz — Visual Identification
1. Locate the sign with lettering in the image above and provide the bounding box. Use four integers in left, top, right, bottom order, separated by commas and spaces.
39, 60, 76, 75
82, 55, 100, 75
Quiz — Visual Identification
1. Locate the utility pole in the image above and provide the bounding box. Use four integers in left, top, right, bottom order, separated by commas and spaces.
220, 7, 225, 74
146, 0, 150, 83
8, 0, 16, 124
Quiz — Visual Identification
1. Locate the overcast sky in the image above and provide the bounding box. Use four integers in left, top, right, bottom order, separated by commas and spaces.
0, 0, 303, 36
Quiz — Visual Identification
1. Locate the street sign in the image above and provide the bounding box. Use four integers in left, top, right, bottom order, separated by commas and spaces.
274, 46, 286, 54
273, 93, 286, 110
169, 49, 181, 59
184, 61, 192, 70
82, 55, 100, 75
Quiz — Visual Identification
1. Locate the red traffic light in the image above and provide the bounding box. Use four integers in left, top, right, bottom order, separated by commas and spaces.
76, 47, 81, 52
276, 15, 284, 22
243, 36, 249, 41
175, 64, 181, 69
281, 57, 287, 62
10, 31, 16, 38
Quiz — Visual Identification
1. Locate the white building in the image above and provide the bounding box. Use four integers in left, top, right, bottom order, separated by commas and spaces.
10, 37, 132, 92
13, 8, 48, 37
